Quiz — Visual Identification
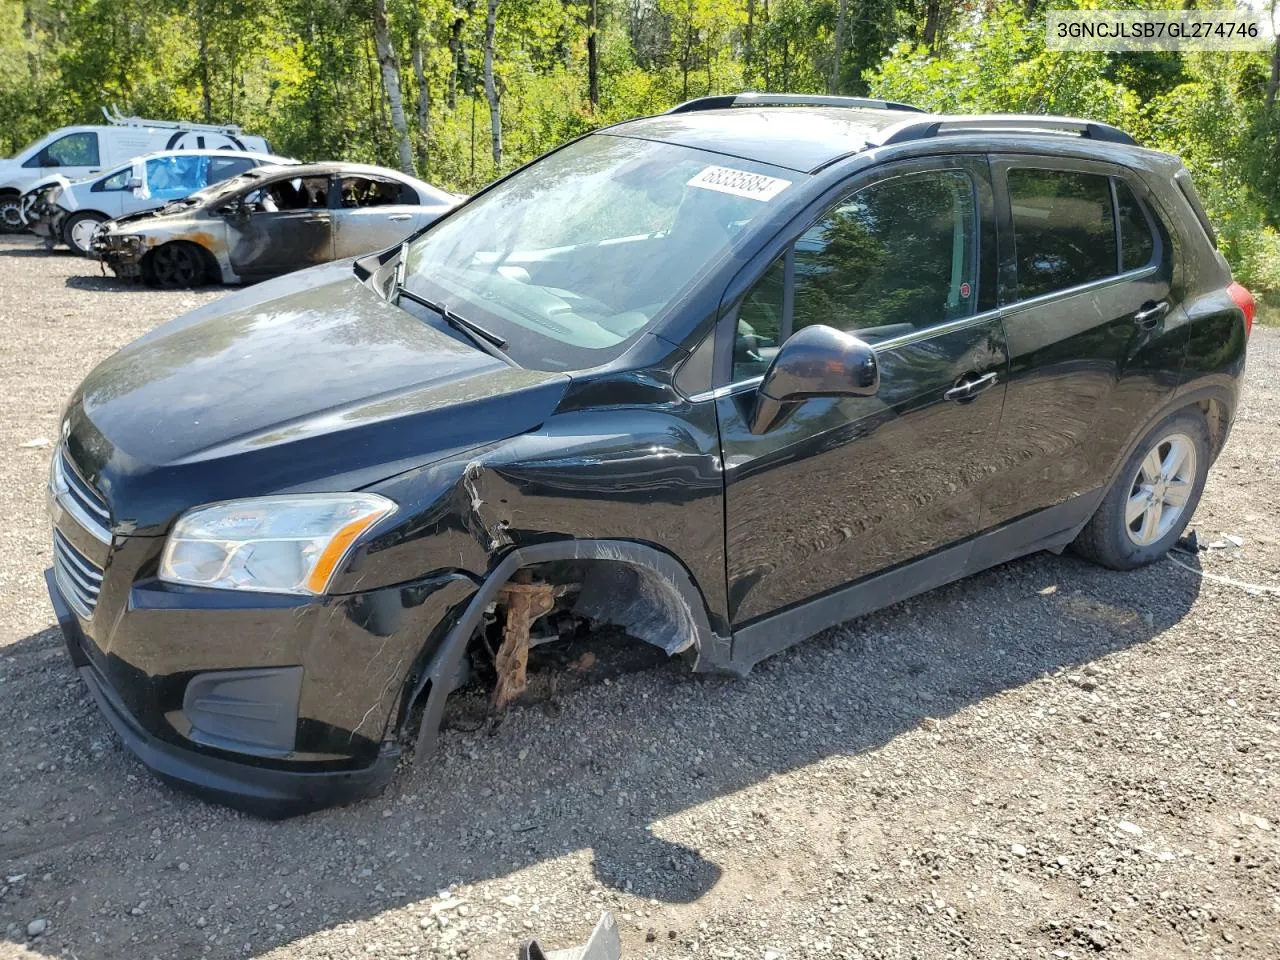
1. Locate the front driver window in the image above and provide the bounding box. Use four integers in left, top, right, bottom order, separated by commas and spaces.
731, 169, 978, 382
793, 170, 977, 340
27, 132, 100, 168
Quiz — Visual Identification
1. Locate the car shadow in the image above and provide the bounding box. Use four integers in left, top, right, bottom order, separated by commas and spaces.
62, 273, 144, 293
0, 547, 1204, 957
0, 244, 63, 257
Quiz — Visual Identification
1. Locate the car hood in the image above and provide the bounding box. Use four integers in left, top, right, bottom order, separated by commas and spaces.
64, 261, 571, 534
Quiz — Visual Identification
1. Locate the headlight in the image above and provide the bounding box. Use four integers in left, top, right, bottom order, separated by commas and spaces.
159, 494, 396, 595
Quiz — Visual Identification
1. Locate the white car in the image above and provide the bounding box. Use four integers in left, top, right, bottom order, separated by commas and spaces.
23, 150, 296, 255
0, 109, 271, 233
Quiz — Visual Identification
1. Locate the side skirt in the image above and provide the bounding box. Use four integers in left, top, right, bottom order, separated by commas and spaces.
726, 490, 1103, 673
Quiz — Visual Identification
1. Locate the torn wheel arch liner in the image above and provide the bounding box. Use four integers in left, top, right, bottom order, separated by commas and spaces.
402, 538, 732, 759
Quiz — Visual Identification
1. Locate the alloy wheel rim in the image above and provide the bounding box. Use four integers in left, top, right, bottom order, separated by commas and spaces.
1125, 432, 1196, 547
0, 200, 22, 228
155, 247, 197, 285
71, 219, 101, 253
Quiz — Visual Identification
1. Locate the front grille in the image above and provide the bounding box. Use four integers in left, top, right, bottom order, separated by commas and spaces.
53, 450, 111, 543
53, 527, 104, 619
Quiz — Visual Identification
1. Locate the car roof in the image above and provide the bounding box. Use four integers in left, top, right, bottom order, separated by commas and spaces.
609, 107, 904, 174
608, 100, 1148, 174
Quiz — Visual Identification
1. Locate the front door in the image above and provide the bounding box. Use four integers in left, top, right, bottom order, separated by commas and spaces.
229, 174, 335, 281
978, 157, 1184, 533
717, 158, 1008, 646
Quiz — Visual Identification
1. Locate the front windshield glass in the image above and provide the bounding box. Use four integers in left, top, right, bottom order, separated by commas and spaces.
191, 169, 268, 208
402, 134, 806, 371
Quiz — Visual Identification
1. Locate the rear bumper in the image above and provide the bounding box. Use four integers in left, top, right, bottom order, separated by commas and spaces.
46, 567, 400, 818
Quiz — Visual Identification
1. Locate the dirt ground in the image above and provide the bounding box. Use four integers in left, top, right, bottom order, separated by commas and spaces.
1, 235, 1277, 960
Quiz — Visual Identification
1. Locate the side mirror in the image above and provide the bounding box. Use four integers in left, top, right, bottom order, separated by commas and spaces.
750, 324, 879, 434
126, 176, 143, 192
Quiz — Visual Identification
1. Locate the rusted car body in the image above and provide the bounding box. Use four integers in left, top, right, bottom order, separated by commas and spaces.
93, 161, 460, 287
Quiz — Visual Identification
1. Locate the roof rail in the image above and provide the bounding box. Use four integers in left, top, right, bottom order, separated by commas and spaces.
666, 92, 927, 115
100, 105, 244, 136
871, 114, 1137, 147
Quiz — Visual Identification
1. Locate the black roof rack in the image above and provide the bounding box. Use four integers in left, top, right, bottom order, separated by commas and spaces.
871, 114, 1137, 147
666, 92, 928, 115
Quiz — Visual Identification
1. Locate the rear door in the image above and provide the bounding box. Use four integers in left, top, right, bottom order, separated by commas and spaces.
716, 156, 1008, 645
228, 173, 335, 281
979, 157, 1183, 533
332, 175, 423, 258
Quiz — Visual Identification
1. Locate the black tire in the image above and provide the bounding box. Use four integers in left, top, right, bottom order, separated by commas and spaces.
1072, 408, 1211, 570
145, 242, 209, 289
62, 211, 108, 256
0, 194, 26, 233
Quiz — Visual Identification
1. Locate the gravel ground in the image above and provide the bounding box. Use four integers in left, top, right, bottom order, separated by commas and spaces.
1, 235, 1278, 960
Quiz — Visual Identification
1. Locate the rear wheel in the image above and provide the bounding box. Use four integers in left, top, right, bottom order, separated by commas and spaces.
1072, 409, 1210, 570
63, 211, 108, 256
0, 193, 25, 233
146, 242, 209, 288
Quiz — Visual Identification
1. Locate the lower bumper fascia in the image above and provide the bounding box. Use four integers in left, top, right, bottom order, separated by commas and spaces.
45, 568, 398, 818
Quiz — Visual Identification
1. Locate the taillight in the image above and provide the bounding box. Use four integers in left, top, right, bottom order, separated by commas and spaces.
1228, 281, 1255, 337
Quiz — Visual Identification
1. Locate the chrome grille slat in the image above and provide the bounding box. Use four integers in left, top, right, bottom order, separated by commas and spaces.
51, 449, 111, 544
60, 452, 110, 521
52, 528, 103, 619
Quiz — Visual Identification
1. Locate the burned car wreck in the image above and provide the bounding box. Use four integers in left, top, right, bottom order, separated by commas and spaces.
47, 95, 1248, 816
92, 161, 459, 287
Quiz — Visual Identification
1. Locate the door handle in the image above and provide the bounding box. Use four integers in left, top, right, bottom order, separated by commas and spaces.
1133, 300, 1169, 329
943, 371, 999, 403
388, 213, 412, 221
304, 215, 330, 224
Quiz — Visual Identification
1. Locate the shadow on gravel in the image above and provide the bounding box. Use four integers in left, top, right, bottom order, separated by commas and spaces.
0, 548, 1203, 958
63, 274, 147, 292
0, 245, 62, 258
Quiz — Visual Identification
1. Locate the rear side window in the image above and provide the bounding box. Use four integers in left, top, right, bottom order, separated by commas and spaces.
206, 156, 256, 186
339, 176, 416, 207
1115, 180, 1156, 270
1008, 169, 1116, 300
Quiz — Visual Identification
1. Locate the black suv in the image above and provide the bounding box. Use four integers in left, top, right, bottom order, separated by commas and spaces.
46, 93, 1254, 816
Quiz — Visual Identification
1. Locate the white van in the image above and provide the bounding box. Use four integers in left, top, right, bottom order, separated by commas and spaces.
0, 108, 271, 232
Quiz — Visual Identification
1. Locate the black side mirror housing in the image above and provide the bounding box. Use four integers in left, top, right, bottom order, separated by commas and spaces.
750, 324, 879, 434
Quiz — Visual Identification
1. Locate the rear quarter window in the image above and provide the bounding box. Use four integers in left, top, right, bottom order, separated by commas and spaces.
1008, 168, 1117, 300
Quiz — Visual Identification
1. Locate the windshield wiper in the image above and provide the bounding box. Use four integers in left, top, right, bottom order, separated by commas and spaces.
389, 244, 508, 353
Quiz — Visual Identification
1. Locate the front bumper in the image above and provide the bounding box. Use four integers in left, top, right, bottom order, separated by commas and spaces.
91, 233, 145, 275
45, 558, 474, 817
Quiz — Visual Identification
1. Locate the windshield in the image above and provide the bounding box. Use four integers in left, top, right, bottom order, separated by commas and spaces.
402, 134, 805, 371
190, 169, 269, 208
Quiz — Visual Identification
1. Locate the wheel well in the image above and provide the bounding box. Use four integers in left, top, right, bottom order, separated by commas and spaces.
1193, 397, 1229, 459
0, 188, 18, 197
400, 545, 719, 753
142, 240, 218, 282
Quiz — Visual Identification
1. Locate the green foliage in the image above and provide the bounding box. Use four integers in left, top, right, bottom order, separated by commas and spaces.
1, 0, 1277, 294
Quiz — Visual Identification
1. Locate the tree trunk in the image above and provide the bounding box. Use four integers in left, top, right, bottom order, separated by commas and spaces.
744, 0, 754, 87
1268, 1, 1279, 112
828, 0, 847, 94
483, 0, 502, 168
586, 0, 599, 110
761, 0, 770, 90
195, 0, 213, 121
373, 0, 416, 174
412, 36, 430, 175
447, 13, 464, 109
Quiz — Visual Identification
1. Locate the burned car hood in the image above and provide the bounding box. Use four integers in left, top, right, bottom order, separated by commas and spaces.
65, 262, 570, 534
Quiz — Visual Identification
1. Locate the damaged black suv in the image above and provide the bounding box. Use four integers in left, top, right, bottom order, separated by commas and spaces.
47, 93, 1253, 816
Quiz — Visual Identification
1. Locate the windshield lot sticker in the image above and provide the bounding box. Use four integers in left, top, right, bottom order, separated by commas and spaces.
687, 166, 792, 202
